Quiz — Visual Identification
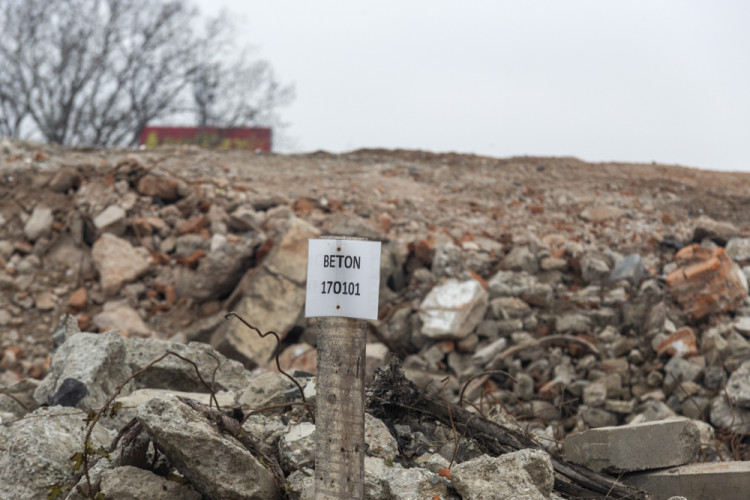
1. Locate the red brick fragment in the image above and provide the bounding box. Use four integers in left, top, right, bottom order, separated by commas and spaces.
666, 245, 747, 321
657, 327, 698, 357
68, 287, 87, 310
136, 174, 180, 201
292, 197, 316, 216
177, 216, 208, 235
177, 249, 206, 269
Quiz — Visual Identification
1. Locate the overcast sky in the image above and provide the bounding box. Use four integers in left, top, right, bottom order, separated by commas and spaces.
192, 1, 750, 172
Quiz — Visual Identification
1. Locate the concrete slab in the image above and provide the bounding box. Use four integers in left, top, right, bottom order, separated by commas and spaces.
563, 417, 700, 473
623, 461, 750, 500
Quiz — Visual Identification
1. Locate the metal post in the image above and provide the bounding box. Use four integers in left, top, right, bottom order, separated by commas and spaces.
314, 316, 367, 499
307, 236, 380, 499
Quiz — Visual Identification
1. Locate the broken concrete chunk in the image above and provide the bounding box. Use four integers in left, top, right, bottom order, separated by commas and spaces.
609, 253, 644, 284
725, 237, 750, 262
237, 371, 297, 409
212, 217, 318, 368
366, 459, 454, 500
0, 378, 40, 417
451, 449, 555, 500
93, 204, 127, 235
263, 216, 320, 285
23, 205, 53, 241
99, 466, 202, 500
0, 406, 112, 500
580, 205, 625, 222
213, 270, 306, 368
93, 302, 152, 338
34, 331, 133, 409
137, 394, 279, 500
92, 233, 151, 296
710, 393, 750, 434
726, 359, 750, 409
563, 418, 700, 473
503, 246, 538, 274
656, 326, 698, 357
418, 279, 488, 339
125, 337, 252, 393
581, 252, 611, 283
111, 388, 236, 432
279, 421, 316, 471
176, 232, 263, 301
624, 461, 750, 500
364, 413, 398, 460
487, 270, 553, 305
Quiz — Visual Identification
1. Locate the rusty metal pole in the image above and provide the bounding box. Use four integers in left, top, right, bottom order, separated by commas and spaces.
314, 316, 367, 499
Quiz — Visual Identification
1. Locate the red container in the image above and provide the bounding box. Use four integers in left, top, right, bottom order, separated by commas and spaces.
139, 126, 272, 151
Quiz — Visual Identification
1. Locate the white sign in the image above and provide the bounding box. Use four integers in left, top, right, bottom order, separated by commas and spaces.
305, 238, 381, 320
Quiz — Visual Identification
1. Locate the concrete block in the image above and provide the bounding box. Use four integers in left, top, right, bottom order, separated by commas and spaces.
563, 418, 700, 473
623, 461, 750, 500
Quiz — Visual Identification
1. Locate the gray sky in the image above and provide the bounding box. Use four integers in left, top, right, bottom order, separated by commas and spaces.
193, 0, 750, 172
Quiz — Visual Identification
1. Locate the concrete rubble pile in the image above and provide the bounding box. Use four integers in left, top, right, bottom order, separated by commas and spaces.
3, 137, 750, 498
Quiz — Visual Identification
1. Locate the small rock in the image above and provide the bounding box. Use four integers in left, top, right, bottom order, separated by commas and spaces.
726, 237, 750, 262
68, 287, 87, 309
710, 394, 750, 434
364, 413, 398, 460
540, 256, 567, 271
583, 382, 608, 407
228, 205, 264, 232
471, 338, 508, 367
23, 205, 54, 241
503, 246, 538, 274
657, 327, 698, 357
418, 279, 488, 340
34, 331, 133, 409
33, 292, 56, 311
50, 378, 89, 407
279, 421, 316, 470
580, 205, 625, 222
368, 459, 453, 500
93, 302, 152, 337
93, 204, 127, 235
92, 233, 151, 296
581, 253, 611, 283
726, 359, 750, 409
176, 233, 263, 301
579, 405, 618, 428
555, 313, 592, 333
488, 270, 553, 306
609, 253, 644, 284
733, 316, 750, 336
489, 297, 531, 319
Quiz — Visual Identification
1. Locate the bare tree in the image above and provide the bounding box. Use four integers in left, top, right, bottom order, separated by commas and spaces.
190, 15, 294, 131
0, 0, 292, 147
191, 56, 294, 130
